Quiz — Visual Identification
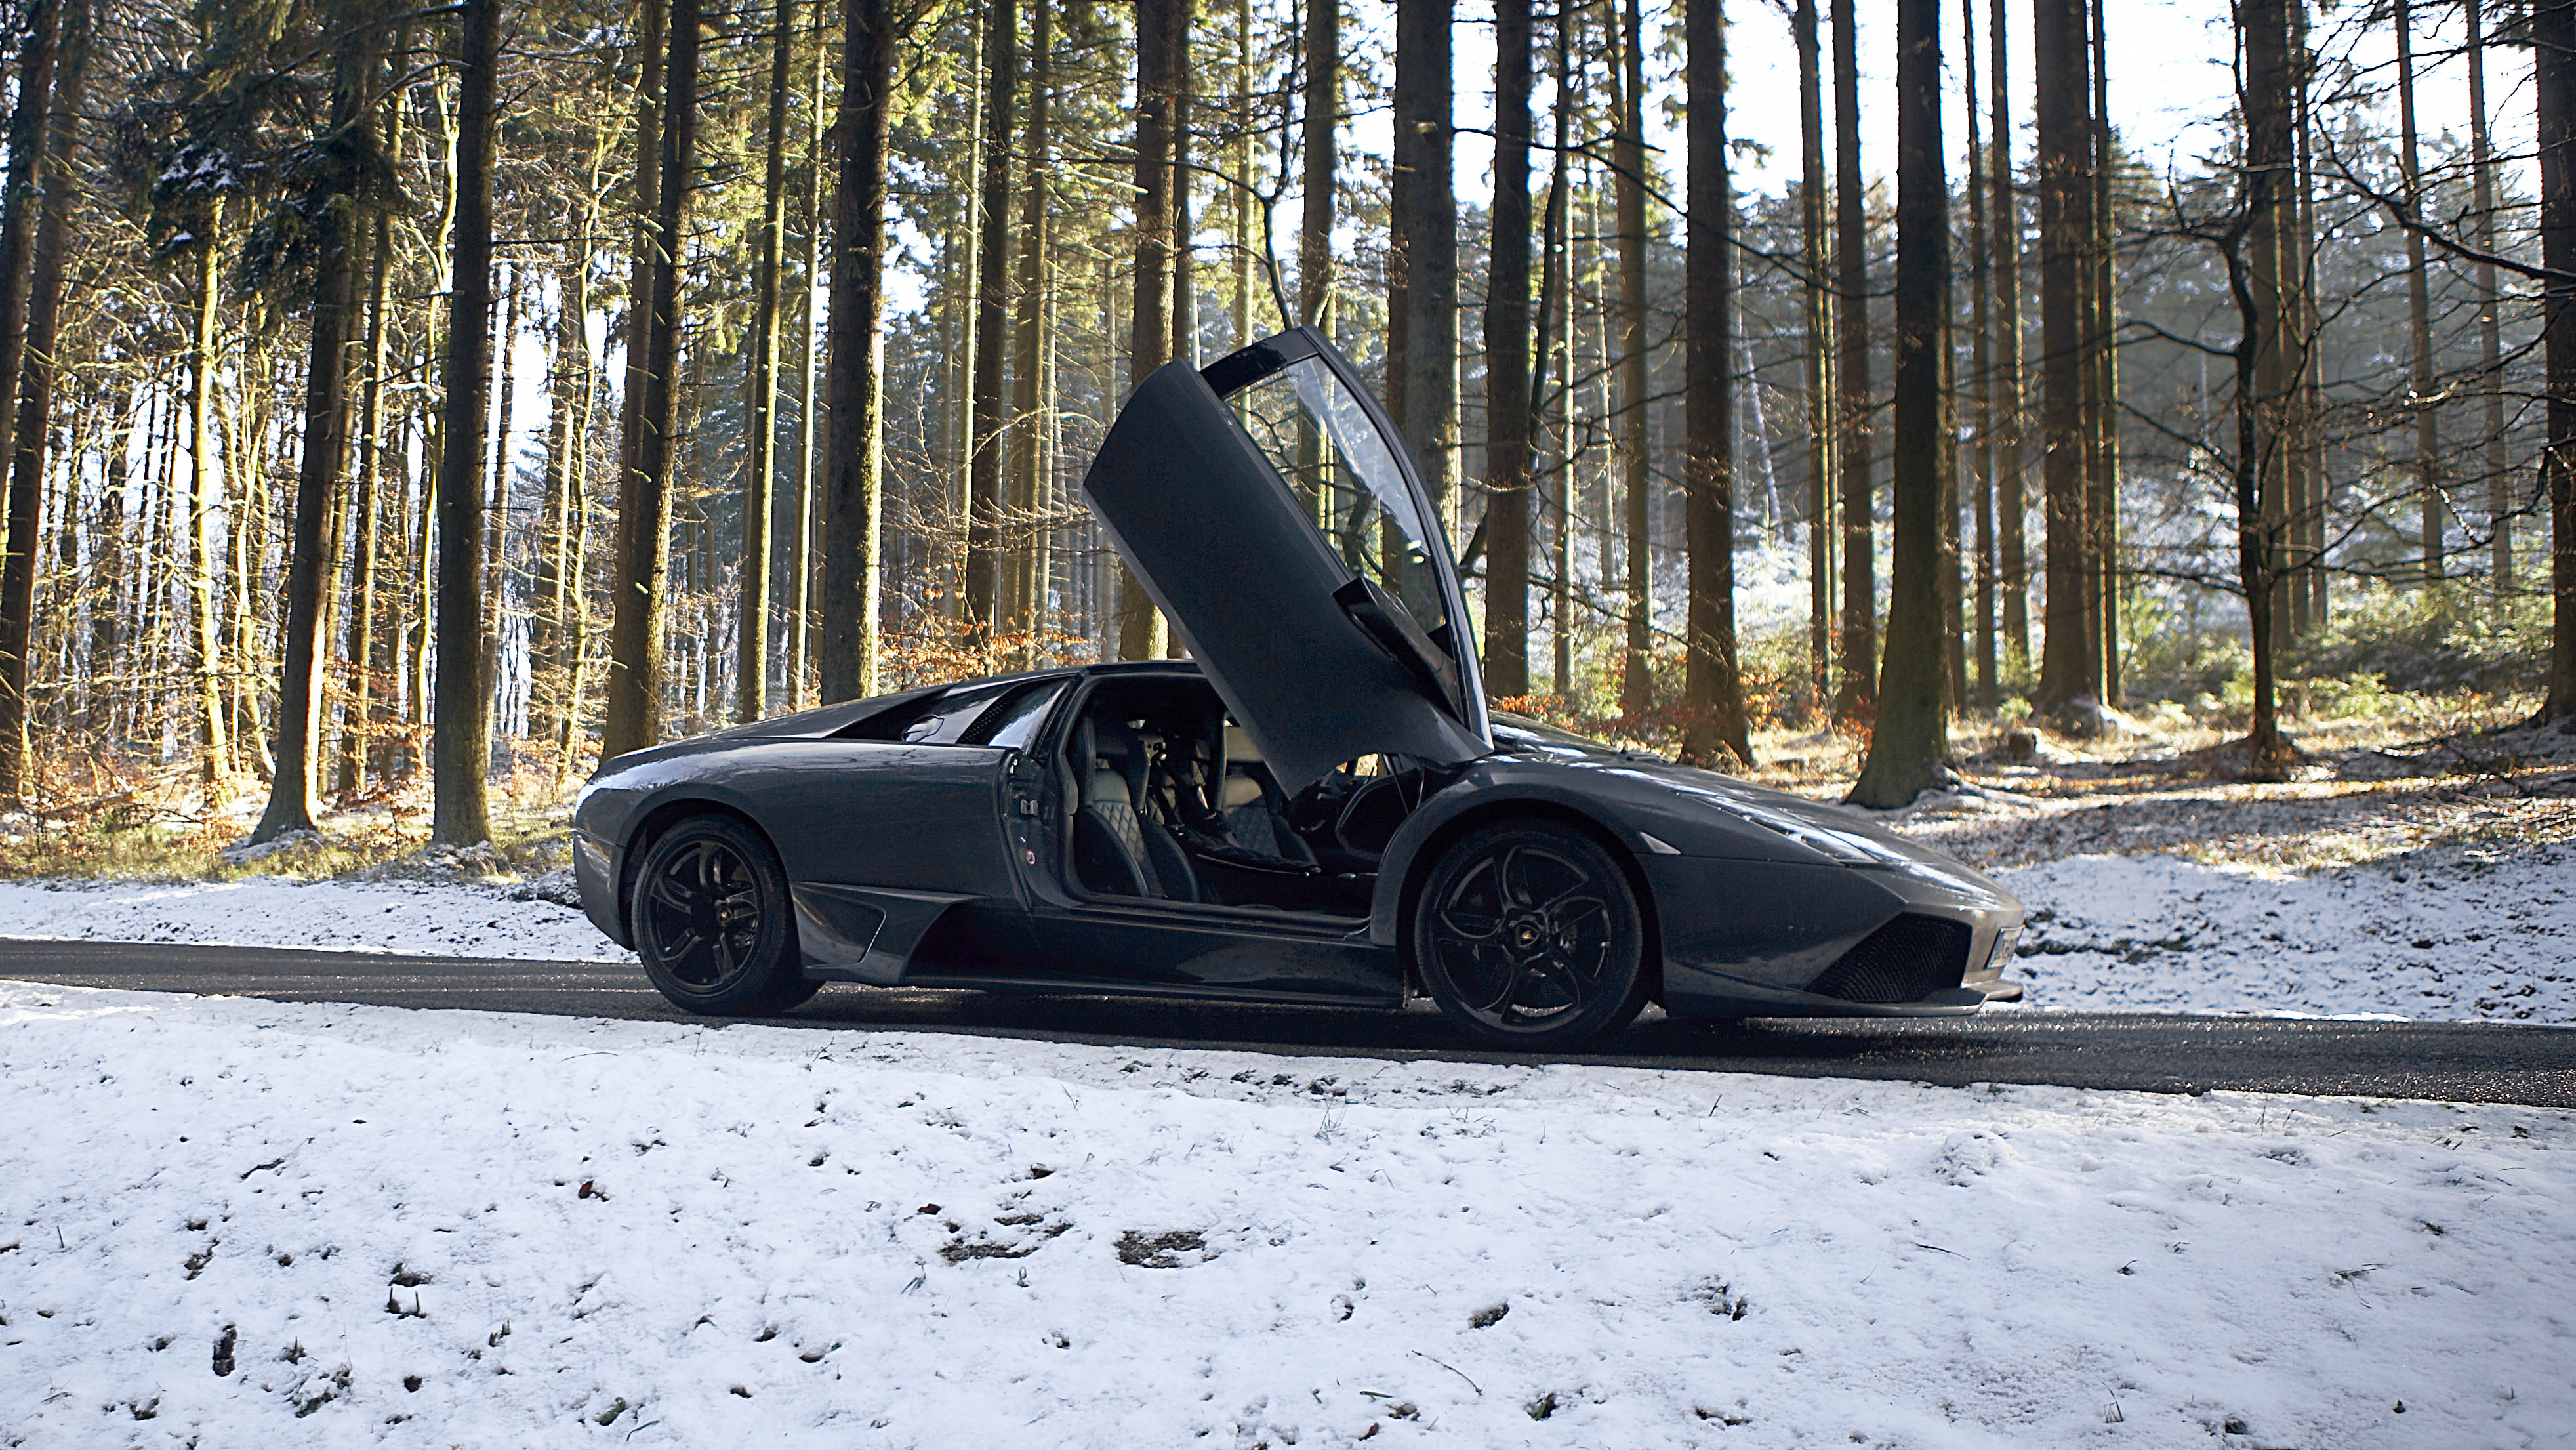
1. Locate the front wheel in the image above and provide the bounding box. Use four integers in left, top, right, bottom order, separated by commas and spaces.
629, 814, 810, 1015
1409, 819, 1650, 1050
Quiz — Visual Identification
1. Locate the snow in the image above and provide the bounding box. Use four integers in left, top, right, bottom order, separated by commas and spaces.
3, 981, 2569, 1448
0, 877, 632, 964
1993, 847, 2576, 1024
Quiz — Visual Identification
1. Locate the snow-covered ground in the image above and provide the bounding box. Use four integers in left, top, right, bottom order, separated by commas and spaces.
0, 876, 632, 964
1992, 847, 2576, 1023
3, 981, 2568, 1448
3, 839, 2571, 1022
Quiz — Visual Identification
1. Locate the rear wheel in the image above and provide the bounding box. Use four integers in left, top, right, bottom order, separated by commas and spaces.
629, 814, 812, 1015
1410, 819, 1650, 1050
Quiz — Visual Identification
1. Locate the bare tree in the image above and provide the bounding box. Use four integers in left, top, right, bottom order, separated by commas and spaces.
432, 0, 503, 844
1681, 0, 1747, 764
739, 0, 800, 720
1609, 0, 1650, 716
0, 0, 62, 797
2033, 0, 2098, 716
253, 10, 383, 844
2538, 0, 2576, 724
1795, 0, 1833, 706
1120, 0, 1179, 660
603, 0, 704, 758
1484, 0, 1534, 699
818, 0, 895, 703
1830, 0, 1874, 721
1851, 0, 1951, 805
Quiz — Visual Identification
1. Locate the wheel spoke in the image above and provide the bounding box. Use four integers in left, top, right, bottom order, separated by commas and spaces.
1499, 846, 1539, 907
649, 873, 698, 913
1437, 903, 1503, 940
1547, 894, 1607, 934
1464, 949, 1523, 1014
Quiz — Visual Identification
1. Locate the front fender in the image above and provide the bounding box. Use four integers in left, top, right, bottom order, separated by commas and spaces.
1363, 756, 1841, 949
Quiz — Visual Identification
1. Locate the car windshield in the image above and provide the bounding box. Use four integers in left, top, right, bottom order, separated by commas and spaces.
1227, 354, 1452, 639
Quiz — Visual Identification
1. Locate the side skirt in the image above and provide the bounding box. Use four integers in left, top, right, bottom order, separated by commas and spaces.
791, 883, 979, 986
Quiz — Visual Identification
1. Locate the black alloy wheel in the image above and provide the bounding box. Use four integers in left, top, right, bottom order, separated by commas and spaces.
1410, 819, 1650, 1050
630, 814, 816, 1014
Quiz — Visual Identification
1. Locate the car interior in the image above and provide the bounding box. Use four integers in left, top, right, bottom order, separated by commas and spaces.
1053, 675, 1429, 919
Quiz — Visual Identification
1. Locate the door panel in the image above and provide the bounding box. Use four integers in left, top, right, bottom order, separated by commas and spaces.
1082, 335, 1488, 794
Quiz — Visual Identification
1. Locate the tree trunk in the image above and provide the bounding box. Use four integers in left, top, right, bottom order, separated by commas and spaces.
603, 0, 702, 758
1962, 0, 1997, 711
2396, 0, 2443, 587
1851, 0, 1952, 806
1609, 0, 1649, 716
1681, 0, 1746, 764
2233, 0, 2293, 760
1545, 9, 1576, 695
1991, 0, 2028, 671
340, 190, 396, 794
739, 0, 797, 720
1829, 0, 1875, 721
819, 0, 893, 703
0, 0, 60, 797
1009, 0, 1052, 646
1120, 0, 1179, 660
479, 264, 519, 728
189, 213, 230, 787
1170, 0, 1197, 375
1796, 0, 1834, 711
2469, 0, 2511, 598
433, 0, 503, 844
2538, 0, 2576, 723
1482, 0, 1533, 700
253, 22, 376, 844
2089, 0, 2121, 699
963, 0, 1015, 634
2032, 0, 2096, 716
790, 14, 826, 707
1297, 0, 1336, 329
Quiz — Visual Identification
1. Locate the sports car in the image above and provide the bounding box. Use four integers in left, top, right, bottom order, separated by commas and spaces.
571, 327, 2024, 1049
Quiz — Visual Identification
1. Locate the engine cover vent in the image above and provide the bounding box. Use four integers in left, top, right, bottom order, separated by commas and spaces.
1805, 915, 1975, 1005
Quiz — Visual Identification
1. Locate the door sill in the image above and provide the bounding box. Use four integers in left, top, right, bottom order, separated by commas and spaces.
897, 971, 1400, 1010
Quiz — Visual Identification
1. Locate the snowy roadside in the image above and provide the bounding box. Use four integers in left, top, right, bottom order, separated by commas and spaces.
3, 982, 2569, 1449
1990, 846, 2576, 1023
0, 875, 633, 964
1, 840, 2571, 1022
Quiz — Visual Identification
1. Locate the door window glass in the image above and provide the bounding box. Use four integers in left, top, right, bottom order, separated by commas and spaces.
1228, 355, 1452, 639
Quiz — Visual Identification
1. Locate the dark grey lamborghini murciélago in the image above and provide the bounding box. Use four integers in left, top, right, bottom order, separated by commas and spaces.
573, 327, 2024, 1048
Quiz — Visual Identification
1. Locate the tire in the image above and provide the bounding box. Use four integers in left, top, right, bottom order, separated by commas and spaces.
629, 814, 811, 1015
1409, 819, 1651, 1050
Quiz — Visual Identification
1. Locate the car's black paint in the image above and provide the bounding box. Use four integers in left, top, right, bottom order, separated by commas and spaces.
575, 326, 2022, 1038
573, 658, 2019, 1024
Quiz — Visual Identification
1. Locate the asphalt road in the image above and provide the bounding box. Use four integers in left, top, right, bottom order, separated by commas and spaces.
3, 938, 2571, 1107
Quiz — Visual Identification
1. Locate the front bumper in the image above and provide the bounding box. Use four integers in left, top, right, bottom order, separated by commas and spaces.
571, 828, 628, 947
1639, 854, 2023, 1020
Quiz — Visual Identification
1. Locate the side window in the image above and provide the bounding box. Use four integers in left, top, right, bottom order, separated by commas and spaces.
836, 683, 1013, 745
960, 680, 1069, 750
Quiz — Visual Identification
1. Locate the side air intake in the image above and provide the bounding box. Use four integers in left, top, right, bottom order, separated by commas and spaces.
1805, 915, 1974, 1004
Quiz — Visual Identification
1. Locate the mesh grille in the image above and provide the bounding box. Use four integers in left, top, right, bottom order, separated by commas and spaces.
1806, 915, 1974, 1004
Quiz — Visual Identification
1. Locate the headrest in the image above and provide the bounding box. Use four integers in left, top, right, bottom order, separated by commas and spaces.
1221, 776, 1263, 809
1224, 724, 1261, 768
1089, 768, 1130, 808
